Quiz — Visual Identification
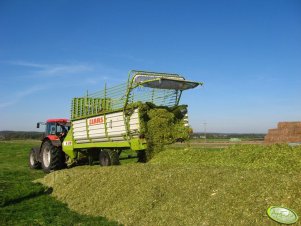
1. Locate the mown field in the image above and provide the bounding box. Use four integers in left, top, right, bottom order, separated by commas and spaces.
0, 140, 118, 225
1, 140, 301, 225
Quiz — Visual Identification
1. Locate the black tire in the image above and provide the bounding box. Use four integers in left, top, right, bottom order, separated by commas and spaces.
40, 141, 65, 173
99, 149, 119, 166
29, 148, 41, 169
137, 150, 147, 163
176, 138, 184, 143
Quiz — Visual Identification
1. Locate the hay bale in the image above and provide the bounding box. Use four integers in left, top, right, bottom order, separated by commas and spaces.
287, 135, 301, 143
267, 128, 279, 136
294, 128, 301, 134
278, 121, 301, 129
278, 128, 296, 135
265, 121, 301, 144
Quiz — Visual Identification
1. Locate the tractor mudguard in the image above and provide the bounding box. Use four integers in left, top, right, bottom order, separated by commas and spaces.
40, 137, 62, 147
50, 140, 62, 147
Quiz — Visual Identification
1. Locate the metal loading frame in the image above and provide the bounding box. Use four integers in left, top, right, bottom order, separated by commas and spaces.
70, 70, 202, 121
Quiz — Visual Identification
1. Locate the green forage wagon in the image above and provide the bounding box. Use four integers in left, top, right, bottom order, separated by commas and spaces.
29, 70, 202, 172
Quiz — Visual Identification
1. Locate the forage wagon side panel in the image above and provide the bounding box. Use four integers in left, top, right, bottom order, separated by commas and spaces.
105, 111, 127, 141
128, 108, 140, 137
72, 119, 89, 143
72, 108, 140, 144
87, 115, 107, 142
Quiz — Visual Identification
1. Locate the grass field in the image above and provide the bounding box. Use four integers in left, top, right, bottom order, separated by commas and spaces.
1, 140, 300, 225
0, 140, 118, 226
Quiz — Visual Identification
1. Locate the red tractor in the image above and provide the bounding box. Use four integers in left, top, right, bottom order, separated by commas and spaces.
29, 118, 70, 173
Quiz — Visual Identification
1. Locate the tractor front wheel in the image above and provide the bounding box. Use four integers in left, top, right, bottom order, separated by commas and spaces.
29, 148, 41, 169
41, 141, 65, 173
99, 149, 119, 166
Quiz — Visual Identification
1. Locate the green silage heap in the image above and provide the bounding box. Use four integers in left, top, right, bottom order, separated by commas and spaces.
36, 144, 301, 226
129, 102, 191, 161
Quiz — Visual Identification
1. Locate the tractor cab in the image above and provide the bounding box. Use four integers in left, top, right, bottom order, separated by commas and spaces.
37, 118, 70, 142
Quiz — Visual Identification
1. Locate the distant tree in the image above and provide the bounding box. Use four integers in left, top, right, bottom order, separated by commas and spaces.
0, 131, 43, 140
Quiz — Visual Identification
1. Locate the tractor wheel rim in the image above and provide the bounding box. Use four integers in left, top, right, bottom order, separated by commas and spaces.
43, 147, 51, 168
30, 152, 35, 165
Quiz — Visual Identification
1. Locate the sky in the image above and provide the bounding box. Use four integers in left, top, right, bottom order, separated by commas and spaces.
0, 0, 300, 133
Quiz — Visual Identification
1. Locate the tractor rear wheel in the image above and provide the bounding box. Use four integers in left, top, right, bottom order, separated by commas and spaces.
29, 148, 41, 169
41, 141, 65, 173
99, 149, 119, 166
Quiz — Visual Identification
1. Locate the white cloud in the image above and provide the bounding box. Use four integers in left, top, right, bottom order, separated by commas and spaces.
0, 85, 46, 109
16, 85, 46, 97
38, 64, 93, 75
0, 101, 16, 108
7, 61, 47, 68
7, 60, 94, 77
0, 61, 127, 106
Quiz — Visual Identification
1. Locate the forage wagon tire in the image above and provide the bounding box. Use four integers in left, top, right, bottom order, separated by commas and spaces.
40, 141, 65, 173
137, 150, 147, 163
99, 149, 120, 166
29, 148, 41, 169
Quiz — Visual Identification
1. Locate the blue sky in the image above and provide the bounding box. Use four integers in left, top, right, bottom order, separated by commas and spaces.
0, 0, 300, 133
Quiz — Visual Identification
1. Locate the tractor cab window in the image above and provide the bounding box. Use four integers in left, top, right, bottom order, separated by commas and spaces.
57, 124, 69, 134
46, 122, 69, 136
46, 123, 57, 136
56, 126, 63, 134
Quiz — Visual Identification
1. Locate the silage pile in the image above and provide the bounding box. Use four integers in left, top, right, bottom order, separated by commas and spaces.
151, 144, 301, 171
36, 144, 301, 225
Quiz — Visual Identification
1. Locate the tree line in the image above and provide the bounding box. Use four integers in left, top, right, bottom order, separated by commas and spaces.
0, 131, 43, 140
0, 131, 265, 141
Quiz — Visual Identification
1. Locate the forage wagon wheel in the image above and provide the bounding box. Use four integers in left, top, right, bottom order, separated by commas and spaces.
99, 149, 120, 166
40, 141, 65, 173
29, 148, 41, 169
137, 150, 147, 163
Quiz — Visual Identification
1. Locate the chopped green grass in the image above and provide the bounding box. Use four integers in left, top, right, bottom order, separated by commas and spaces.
37, 144, 301, 225
151, 144, 301, 171
134, 103, 190, 160
0, 141, 119, 226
